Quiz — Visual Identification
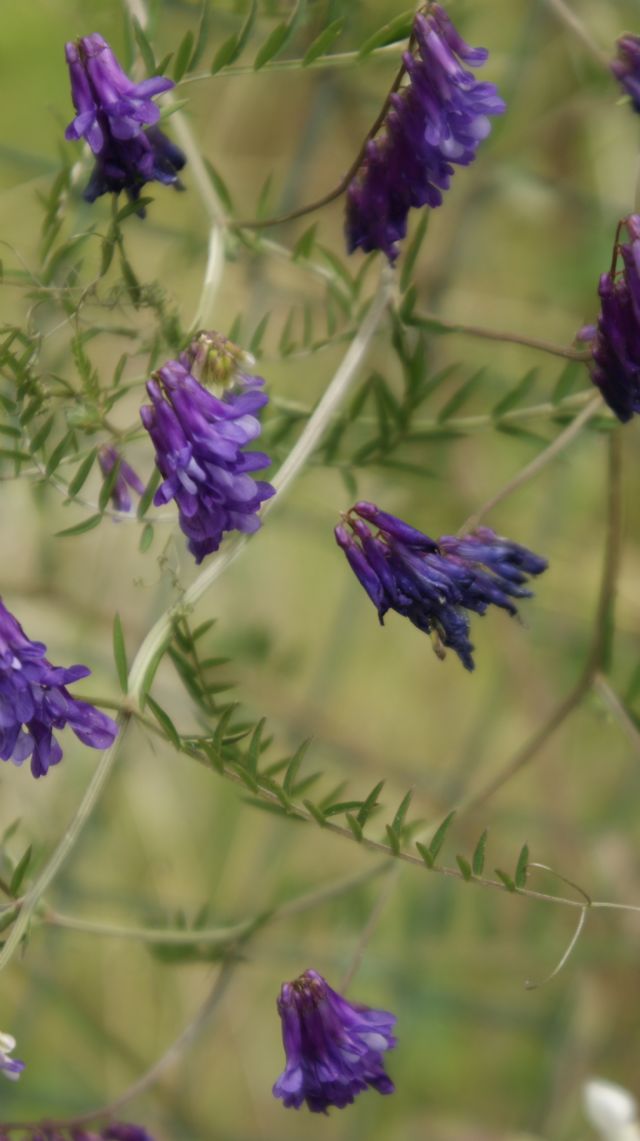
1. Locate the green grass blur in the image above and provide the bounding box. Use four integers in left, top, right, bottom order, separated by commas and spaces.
1, 1, 640, 1138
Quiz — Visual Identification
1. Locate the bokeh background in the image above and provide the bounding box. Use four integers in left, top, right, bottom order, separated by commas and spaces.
1, 0, 640, 1138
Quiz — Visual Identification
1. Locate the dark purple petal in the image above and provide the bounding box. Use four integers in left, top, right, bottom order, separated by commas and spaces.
0, 598, 118, 778
141, 340, 275, 563
582, 215, 640, 421
98, 445, 145, 513
65, 34, 186, 211
611, 34, 640, 113
273, 969, 396, 1114
345, 4, 504, 262
102, 1125, 156, 1141
336, 506, 547, 670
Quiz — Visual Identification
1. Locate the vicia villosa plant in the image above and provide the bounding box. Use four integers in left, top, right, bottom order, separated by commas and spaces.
0, 0, 639, 1137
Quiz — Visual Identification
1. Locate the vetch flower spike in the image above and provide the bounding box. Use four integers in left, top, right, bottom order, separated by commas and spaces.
579, 215, 640, 422
345, 4, 505, 262
611, 35, 640, 114
0, 598, 119, 778
98, 445, 145, 514
336, 503, 547, 670
0, 1030, 25, 1081
140, 335, 275, 564
273, 968, 396, 1114
65, 33, 186, 212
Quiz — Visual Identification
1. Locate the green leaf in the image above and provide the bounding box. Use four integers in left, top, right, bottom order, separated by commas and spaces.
356, 779, 385, 826
293, 223, 318, 260
249, 313, 270, 356
456, 854, 472, 881
472, 829, 488, 876
385, 824, 401, 855
173, 30, 195, 81
10, 845, 32, 896
132, 17, 157, 74
212, 0, 257, 72
358, 10, 414, 57
391, 789, 413, 836
346, 814, 363, 841
552, 362, 583, 403
66, 449, 98, 498
112, 614, 128, 694
45, 430, 76, 478
514, 843, 529, 889
139, 522, 154, 553
145, 695, 181, 749
191, 0, 211, 70
495, 868, 516, 892
492, 369, 538, 418
254, 22, 291, 70
303, 799, 327, 826
283, 739, 312, 795
246, 718, 266, 774
415, 841, 434, 868
203, 159, 234, 213
437, 370, 484, 422
303, 18, 344, 65
138, 630, 173, 708
137, 469, 161, 519
427, 810, 456, 863
55, 514, 103, 538
400, 213, 429, 293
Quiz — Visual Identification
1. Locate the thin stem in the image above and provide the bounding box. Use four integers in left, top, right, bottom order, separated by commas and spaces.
340, 867, 400, 992
180, 41, 404, 86
233, 51, 411, 230
0, 716, 131, 972
594, 674, 640, 760
127, 266, 395, 701
541, 0, 610, 68
463, 394, 603, 530
413, 310, 593, 363
524, 906, 587, 990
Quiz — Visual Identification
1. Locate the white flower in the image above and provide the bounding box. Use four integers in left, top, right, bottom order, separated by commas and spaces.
583, 1079, 640, 1140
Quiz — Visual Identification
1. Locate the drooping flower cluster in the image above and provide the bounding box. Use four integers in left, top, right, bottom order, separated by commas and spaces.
140, 335, 275, 564
579, 215, 640, 423
345, 4, 505, 262
335, 503, 547, 671
273, 969, 396, 1114
0, 1030, 24, 1082
98, 445, 145, 514
65, 34, 186, 211
0, 598, 118, 778
611, 34, 640, 114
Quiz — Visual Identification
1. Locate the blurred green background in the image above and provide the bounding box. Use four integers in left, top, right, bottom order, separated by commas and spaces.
1, 0, 640, 1138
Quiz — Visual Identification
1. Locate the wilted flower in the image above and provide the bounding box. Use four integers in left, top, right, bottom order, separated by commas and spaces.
611, 35, 640, 114
140, 339, 275, 564
273, 968, 396, 1114
583, 1078, 640, 1140
65, 33, 186, 211
0, 1030, 24, 1081
0, 598, 118, 778
98, 445, 145, 513
335, 503, 547, 671
579, 215, 640, 422
345, 4, 505, 262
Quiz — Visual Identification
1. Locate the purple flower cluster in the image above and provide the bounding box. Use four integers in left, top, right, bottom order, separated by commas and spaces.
579, 215, 640, 422
16, 1125, 153, 1141
345, 4, 505, 262
335, 503, 547, 671
273, 969, 396, 1114
0, 598, 118, 778
140, 338, 275, 564
98, 446, 145, 513
65, 34, 185, 212
611, 34, 640, 113
0, 1031, 24, 1082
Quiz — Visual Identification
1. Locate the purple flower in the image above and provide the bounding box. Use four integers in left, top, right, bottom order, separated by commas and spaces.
65, 34, 186, 212
579, 215, 640, 422
336, 503, 547, 670
0, 1031, 24, 1082
140, 336, 275, 564
101, 1125, 156, 1141
98, 445, 145, 514
345, 5, 505, 262
611, 35, 640, 113
273, 969, 396, 1114
0, 598, 118, 778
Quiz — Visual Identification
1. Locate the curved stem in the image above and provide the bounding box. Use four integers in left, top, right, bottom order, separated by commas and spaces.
127, 266, 395, 702
179, 40, 405, 86
412, 309, 593, 363
0, 716, 131, 971
541, 0, 610, 68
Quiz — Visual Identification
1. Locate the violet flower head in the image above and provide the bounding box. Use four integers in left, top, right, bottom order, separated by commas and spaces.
335, 503, 547, 671
0, 1031, 24, 1082
101, 1125, 156, 1141
579, 215, 640, 422
140, 336, 275, 564
345, 4, 505, 262
65, 34, 186, 212
98, 445, 145, 513
273, 968, 396, 1114
611, 34, 640, 113
0, 598, 118, 778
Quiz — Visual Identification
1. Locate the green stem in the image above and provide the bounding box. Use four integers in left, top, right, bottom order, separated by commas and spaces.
179, 41, 404, 86
412, 309, 593, 363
